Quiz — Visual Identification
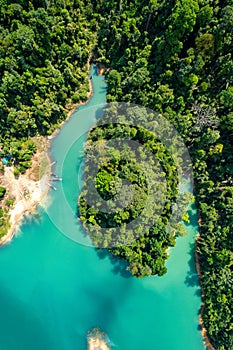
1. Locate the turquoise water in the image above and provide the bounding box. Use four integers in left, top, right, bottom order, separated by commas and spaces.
0, 66, 206, 350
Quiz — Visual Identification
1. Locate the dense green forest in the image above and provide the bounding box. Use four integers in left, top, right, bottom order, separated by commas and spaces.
79, 103, 194, 276
0, 0, 95, 172
0, 0, 95, 237
0, 0, 232, 349
84, 0, 232, 349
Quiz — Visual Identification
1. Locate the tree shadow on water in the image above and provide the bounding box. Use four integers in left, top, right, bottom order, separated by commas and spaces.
95, 107, 104, 120
187, 203, 199, 230
185, 241, 202, 298
184, 208, 202, 298
83, 275, 131, 335
96, 248, 131, 279
93, 65, 99, 76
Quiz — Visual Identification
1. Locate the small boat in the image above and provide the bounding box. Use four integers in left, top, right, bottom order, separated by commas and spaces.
48, 183, 57, 190
52, 177, 62, 182
50, 161, 56, 166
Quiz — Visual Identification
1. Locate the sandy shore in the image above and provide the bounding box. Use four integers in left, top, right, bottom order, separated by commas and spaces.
0, 171, 50, 246
0, 60, 93, 247
0, 144, 51, 246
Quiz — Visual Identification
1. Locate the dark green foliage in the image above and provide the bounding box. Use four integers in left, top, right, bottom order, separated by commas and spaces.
0, 0, 95, 168
0, 186, 6, 199
79, 104, 191, 277
89, 0, 233, 348
0, 0, 95, 238
0, 0, 232, 348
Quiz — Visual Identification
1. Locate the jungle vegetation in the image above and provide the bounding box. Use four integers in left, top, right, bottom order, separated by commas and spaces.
79, 103, 193, 277
84, 0, 233, 348
0, 0, 232, 348
0, 0, 95, 237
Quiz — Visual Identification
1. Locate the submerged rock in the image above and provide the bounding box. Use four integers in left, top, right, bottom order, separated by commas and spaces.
87, 328, 110, 350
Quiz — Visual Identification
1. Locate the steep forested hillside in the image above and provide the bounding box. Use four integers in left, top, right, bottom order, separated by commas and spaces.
0, 0, 95, 237
0, 0, 95, 173
87, 0, 233, 348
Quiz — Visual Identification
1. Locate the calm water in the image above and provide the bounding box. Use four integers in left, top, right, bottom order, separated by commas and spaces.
0, 66, 206, 350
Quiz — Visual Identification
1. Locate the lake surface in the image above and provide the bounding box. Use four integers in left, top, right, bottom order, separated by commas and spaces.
0, 65, 206, 350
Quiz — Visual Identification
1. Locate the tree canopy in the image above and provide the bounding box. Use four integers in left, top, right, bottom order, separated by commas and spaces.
0, 1, 232, 348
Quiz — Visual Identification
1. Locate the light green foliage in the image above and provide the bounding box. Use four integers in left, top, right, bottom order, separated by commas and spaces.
220, 86, 233, 109
196, 33, 215, 60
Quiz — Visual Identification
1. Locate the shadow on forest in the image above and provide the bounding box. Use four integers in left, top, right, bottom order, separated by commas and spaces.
96, 248, 131, 279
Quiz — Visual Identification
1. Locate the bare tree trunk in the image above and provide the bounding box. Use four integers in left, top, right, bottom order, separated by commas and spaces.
146, 7, 153, 31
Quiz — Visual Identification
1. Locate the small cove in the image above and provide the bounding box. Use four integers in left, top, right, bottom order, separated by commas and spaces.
0, 65, 206, 350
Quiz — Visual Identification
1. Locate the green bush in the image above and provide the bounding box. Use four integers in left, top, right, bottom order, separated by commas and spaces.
0, 187, 6, 199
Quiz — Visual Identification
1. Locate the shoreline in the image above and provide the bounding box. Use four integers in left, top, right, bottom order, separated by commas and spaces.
0, 61, 213, 350
195, 234, 215, 350
0, 169, 50, 247
183, 175, 215, 350
0, 136, 51, 247
0, 59, 94, 247
48, 59, 94, 142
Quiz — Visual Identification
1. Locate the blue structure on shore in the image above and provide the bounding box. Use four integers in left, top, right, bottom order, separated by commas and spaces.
1, 156, 11, 166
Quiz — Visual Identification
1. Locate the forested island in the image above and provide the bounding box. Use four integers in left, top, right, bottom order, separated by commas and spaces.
0, 1, 232, 350
79, 103, 194, 277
